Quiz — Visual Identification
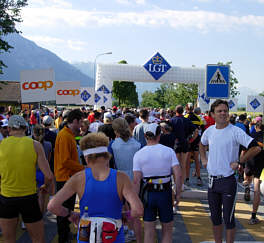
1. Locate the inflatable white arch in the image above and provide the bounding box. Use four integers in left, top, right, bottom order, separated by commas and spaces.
95, 63, 210, 110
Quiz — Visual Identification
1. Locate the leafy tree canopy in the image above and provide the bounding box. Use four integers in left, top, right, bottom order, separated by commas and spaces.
112, 60, 139, 107
0, 0, 28, 74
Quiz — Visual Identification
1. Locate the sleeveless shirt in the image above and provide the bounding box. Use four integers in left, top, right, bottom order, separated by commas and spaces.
78, 168, 124, 243
0, 136, 37, 197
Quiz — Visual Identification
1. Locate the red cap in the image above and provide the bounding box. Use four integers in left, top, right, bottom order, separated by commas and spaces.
112, 106, 117, 110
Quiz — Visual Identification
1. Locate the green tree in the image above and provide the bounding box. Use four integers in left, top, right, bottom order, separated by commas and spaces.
259, 91, 264, 97
141, 91, 159, 108
0, 0, 28, 74
217, 61, 239, 98
112, 60, 139, 107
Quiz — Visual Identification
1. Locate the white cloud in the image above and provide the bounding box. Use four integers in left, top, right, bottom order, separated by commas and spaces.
21, 7, 264, 33
28, 0, 72, 8
116, 0, 145, 5
23, 35, 86, 51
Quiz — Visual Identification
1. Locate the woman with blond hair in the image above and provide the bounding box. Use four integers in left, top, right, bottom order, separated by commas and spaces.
48, 132, 143, 243
111, 118, 142, 243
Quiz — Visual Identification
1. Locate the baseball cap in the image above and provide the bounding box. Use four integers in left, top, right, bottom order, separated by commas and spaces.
8, 115, 28, 128
104, 112, 112, 120
0, 119, 8, 128
62, 110, 70, 120
112, 106, 117, 111
43, 115, 53, 125
144, 123, 159, 136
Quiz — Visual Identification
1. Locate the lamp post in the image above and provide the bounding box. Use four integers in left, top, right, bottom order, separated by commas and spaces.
94, 52, 112, 91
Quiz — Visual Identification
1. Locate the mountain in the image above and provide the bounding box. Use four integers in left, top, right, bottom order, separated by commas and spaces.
0, 34, 93, 86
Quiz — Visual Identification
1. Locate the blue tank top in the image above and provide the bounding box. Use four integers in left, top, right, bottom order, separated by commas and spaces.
78, 168, 124, 243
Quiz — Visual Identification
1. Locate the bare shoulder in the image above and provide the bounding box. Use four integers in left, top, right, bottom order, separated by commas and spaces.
33, 140, 41, 151
117, 171, 130, 182
72, 170, 86, 181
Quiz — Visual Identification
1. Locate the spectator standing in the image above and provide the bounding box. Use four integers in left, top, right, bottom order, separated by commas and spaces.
200, 99, 261, 243
89, 111, 103, 133
48, 133, 143, 243
54, 109, 85, 243
42, 115, 57, 173
133, 123, 182, 243
133, 109, 149, 147
0, 115, 54, 243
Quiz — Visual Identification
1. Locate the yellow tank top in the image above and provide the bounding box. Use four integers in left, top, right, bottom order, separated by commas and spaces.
0, 136, 37, 197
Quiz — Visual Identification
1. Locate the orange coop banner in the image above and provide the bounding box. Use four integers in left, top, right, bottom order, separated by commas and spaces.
56, 81, 81, 105
20, 69, 55, 103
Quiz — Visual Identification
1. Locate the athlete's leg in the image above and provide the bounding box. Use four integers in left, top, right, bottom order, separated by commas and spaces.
25, 220, 45, 243
161, 221, 173, 243
143, 221, 156, 243
252, 177, 261, 214
194, 151, 201, 177
213, 225, 223, 243
0, 217, 18, 243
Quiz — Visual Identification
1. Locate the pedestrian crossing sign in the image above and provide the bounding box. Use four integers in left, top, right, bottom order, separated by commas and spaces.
206, 64, 230, 99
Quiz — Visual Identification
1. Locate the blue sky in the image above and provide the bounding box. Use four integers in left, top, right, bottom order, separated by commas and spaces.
19, 0, 264, 93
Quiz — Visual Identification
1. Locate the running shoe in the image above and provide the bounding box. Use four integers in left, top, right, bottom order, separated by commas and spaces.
249, 217, 260, 225
244, 186, 250, 201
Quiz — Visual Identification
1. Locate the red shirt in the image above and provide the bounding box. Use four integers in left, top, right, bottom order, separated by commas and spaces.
204, 115, 215, 130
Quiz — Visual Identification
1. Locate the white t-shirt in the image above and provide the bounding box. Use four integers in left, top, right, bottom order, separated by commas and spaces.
89, 120, 104, 133
201, 123, 253, 177
133, 143, 179, 183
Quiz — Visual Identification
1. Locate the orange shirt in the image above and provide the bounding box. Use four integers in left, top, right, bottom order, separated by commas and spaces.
54, 126, 84, 181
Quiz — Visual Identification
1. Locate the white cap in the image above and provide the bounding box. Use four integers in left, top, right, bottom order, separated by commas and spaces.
43, 115, 53, 125
144, 123, 159, 136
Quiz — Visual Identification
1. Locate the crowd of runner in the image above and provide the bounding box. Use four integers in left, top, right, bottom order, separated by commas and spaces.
0, 102, 263, 243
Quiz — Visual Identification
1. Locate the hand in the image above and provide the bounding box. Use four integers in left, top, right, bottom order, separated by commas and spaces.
130, 206, 144, 218
39, 184, 49, 194
68, 212, 80, 227
230, 161, 239, 170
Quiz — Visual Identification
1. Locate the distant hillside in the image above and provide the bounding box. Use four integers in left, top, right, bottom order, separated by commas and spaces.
0, 34, 93, 86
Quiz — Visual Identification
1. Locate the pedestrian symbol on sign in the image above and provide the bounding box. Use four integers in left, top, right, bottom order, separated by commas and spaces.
209, 68, 227, 84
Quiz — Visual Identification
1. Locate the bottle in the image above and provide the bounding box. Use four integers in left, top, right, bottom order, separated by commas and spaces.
79, 206, 91, 242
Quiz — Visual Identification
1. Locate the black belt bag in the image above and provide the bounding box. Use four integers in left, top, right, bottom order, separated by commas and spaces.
147, 181, 171, 192
139, 174, 171, 207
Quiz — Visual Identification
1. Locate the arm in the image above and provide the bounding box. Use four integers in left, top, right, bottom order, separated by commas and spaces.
34, 140, 55, 194
172, 165, 182, 205
240, 146, 261, 163
133, 171, 142, 195
230, 139, 261, 170
47, 174, 78, 217
121, 172, 143, 218
56, 136, 84, 174
199, 142, 208, 168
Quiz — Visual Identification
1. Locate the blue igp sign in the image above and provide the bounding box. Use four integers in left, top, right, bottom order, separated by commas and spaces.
206, 65, 230, 99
